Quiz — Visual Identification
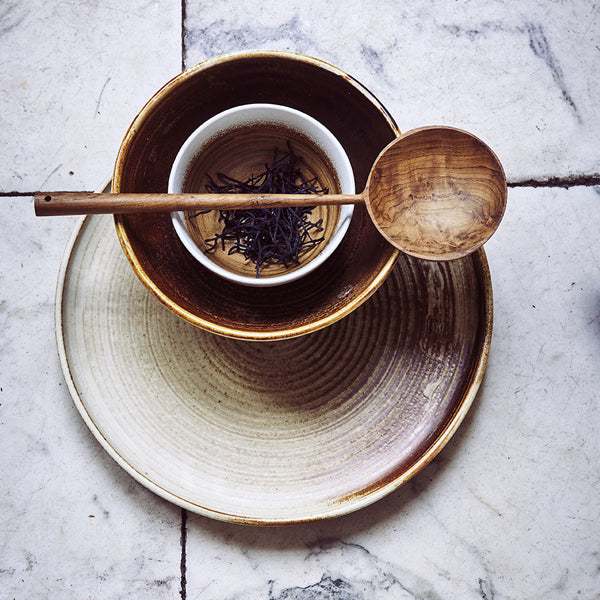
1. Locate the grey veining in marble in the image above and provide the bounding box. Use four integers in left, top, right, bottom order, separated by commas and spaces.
183, 0, 600, 182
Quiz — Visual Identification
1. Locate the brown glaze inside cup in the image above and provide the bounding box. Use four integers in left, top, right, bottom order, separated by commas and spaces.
181, 122, 342, 280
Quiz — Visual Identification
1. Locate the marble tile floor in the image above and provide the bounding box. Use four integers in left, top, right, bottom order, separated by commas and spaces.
1, 1, 599, 598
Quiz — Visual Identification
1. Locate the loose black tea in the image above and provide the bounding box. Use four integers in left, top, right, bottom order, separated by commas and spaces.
190, 143, 329, 277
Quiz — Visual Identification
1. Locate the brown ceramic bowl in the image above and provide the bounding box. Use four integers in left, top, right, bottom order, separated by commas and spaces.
113, 51, 400, 340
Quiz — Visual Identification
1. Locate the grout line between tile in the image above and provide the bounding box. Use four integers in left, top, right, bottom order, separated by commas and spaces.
181, 0, 187, 72
3, 176, 600, 198
176, 11, 189, 592
507, 175, 600, 188
180, 507, 187, 600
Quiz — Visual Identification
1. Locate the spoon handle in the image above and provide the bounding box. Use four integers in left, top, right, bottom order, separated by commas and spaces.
34, 192, 361, 216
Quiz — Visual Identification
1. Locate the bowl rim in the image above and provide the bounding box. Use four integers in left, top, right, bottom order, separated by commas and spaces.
113, 50, 401, 341
168, 102, 356, 287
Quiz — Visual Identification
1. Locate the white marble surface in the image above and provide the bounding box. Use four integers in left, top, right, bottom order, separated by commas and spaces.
0, 0, 181, 193
1, 1, 599, 598
184, 0, 600, 182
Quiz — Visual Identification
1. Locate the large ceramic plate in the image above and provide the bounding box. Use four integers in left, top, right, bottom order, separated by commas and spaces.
57, 213, 492, 525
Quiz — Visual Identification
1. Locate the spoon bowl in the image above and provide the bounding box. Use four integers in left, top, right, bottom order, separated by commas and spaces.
366, 126, 507, 260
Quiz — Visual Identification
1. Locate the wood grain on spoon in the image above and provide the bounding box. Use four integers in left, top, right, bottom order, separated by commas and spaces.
365, 127, 507, 260
34, 191, 356, 215
34, 126, 507, 260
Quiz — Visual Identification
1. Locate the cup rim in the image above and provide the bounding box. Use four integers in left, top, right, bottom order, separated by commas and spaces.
168, 102, 355, 287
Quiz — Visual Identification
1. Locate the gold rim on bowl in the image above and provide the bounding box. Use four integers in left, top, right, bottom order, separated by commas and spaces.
113, 51, 401, 340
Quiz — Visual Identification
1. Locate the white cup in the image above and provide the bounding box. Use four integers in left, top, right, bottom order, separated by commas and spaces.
169, 103, 355, 287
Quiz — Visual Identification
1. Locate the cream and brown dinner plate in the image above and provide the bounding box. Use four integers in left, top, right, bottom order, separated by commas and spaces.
57, 212, 492, 525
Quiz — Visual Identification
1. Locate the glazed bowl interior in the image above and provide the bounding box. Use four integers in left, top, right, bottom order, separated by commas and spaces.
113, 51, 400, 340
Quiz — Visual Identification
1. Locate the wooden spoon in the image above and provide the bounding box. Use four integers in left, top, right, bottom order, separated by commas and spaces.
34, 126, 507, 260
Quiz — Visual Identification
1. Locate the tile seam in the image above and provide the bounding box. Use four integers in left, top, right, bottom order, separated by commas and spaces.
4, 177, 600, 197
179, 5, 187, 599
507, 175, 600, 188
181, 0, 187, 72
180, 507, 187, 600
